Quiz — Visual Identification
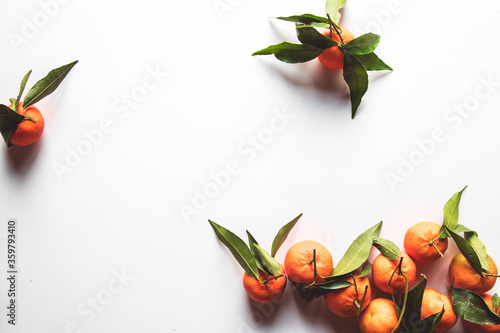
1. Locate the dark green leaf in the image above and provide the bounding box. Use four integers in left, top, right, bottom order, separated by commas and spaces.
0, 104, 25, 147
493, 294, 500, 312
343, 52, 369, 119
373, 237, 401, 260
446, 227, 484, 274
341, 33, 380, 55
316, 278, 352, 290
247, 231, 268, 273
439, 186, 467, 239
420, 308, 444, 333
253, 42, 324, 63
296, 25, 337, 49
208, 220, 260, 281
464, 231, 490, 272
12, 70, 32, 112
326, 0, 347, 25
401, 277, 427, 332
354, 53, 392, 71
23, 60, 78, 109
276, 14, 328, 24
448, 285, 500, 325
358, 261, 372, 278
254, 244, 281, 275
291, 279, 351, 302
332, 221, 382, 277
271, 213, 302, 257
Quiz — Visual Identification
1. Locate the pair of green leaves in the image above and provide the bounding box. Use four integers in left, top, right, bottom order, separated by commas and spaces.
0, 60, 78, 146
448, 286, 500, 325
439, 186, 493, 276
208, 213, 302, 282
252, 13, 392, 118
399, 277, 444, 333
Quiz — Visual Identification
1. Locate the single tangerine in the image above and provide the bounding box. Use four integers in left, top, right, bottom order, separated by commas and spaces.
404, 221, 448, 263
324, 275, 371, 318
317, 27, 355, 70
372, 252, 417, 295
359, 298, 400, 333
449, 252, 498, 294
243, 264, 287, 304
284, 240, 333, 285
9, 102, 44, 146
420, 288, 458, 332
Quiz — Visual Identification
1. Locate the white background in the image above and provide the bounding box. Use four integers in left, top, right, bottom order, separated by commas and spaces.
1, 0, 500, 332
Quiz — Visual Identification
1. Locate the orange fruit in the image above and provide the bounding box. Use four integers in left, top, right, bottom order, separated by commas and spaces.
359, 298, 400, 333
243, 264, 287, 304
324, 275, 371, 318
461, 293, 500, 333
372, 252, 417, 295
317, 27, 355, 70
449, 252, 498, 294
404, 221, 448, 263
421, 288, 458, 332
284, 240, 333, 285
8, 102, 45, 146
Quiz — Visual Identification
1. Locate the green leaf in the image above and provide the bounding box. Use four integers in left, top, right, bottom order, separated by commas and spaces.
420, 308, 445, 333
331, 221, 382, 277
453, 224, 476, 234
358, 261, 372, 278
439, 186, 467, 239
464, 231, 490, 272
296, 25, 337, 49
12, 70, 32, 112
326, 0, 347, 25
448, 285, 500, 325
253, 244, 281, 275
0, 104, 25, 147
291, 279, 352, 302
401, 277, 427, 332
354, 52, 392, 71
247, 231, 268, 273
341, 33, 380, 55
493, 294, 500, 312
9, 99, 17, 109
316, 278, 352, 290
208, 220, 260, 281
373, 237, 401, 260
271, 213, 302, 257
276, 14, 328, 24
446, 227, 484, 274
343, 52, 369, 119
252, 42, 324, 63
23, 60, 78, 109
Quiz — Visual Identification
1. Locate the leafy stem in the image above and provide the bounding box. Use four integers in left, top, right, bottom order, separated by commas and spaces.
351, 273, 368, 320
428, 239, 444, 257
326, 13, 344, 45
387, 256, 408, 333
262, 274, 285, 284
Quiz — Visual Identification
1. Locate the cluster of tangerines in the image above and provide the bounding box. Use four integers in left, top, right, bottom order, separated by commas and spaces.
209, 188, 500, 333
